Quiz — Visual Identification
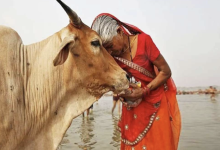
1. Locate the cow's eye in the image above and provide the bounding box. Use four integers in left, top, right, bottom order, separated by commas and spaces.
91, 40, 100, 47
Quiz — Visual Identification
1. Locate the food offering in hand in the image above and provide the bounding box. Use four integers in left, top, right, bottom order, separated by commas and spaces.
136, 81, 141, 88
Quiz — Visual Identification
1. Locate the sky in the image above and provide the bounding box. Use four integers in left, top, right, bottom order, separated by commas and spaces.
0, 0, 219, 87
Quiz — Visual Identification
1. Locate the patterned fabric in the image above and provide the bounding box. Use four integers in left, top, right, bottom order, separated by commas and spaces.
121, 112, 157, 146
114, 57, 155, 79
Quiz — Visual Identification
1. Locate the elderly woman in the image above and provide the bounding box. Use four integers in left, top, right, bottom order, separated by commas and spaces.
92, 13, 181, 150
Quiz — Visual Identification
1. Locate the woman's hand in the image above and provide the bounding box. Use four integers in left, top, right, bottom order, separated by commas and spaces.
120, 98, 142, 108
118, 83, 143, 101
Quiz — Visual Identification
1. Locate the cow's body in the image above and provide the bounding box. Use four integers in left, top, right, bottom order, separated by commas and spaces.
0, 2, 128, 149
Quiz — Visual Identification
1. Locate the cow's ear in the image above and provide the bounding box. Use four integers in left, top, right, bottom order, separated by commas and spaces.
53, 36, 75, 66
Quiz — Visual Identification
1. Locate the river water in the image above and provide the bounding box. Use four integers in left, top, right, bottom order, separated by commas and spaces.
58, 94, 220, 150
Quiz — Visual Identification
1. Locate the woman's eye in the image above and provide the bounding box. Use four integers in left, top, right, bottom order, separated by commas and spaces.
91, 40, 100, 47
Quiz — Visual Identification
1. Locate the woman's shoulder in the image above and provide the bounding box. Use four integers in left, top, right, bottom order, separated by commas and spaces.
137, 32, 152, 46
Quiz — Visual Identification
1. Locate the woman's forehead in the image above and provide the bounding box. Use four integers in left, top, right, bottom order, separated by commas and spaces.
103, 33, 122, 46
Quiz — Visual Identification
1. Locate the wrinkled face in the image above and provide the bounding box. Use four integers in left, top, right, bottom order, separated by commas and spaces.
55, 24, 129, 98
103, 30, 128, 57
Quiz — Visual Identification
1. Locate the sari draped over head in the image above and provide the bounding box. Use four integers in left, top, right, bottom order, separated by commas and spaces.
92, 13, 181, 150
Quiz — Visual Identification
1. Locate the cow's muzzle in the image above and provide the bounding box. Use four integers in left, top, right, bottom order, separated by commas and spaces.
113, 75, 129, 93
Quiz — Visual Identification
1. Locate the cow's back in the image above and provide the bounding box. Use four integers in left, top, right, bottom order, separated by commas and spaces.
0, 25, 26, 149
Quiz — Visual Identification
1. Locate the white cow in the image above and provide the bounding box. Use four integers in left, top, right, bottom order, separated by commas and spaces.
0, 0, 128, 149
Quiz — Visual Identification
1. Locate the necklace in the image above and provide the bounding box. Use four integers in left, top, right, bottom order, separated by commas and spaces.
127, 35, 137, 62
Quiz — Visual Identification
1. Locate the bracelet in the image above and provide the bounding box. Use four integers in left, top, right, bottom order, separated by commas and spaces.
142, 86, 150, 97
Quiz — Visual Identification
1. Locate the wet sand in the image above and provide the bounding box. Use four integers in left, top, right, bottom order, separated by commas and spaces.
58, 94, 220, 150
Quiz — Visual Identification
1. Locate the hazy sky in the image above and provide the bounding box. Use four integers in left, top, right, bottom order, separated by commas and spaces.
0, 0, 219, 87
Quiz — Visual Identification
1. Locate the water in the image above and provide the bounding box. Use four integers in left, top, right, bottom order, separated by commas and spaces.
59, 94, 220, 150
178, 94, 220, 150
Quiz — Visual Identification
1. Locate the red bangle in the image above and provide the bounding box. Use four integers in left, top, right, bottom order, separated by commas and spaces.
142, 86, 150, 97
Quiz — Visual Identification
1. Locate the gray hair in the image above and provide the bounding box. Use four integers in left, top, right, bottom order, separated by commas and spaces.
92, 15, 119, 45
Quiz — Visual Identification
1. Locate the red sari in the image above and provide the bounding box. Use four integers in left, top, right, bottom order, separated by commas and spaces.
92, 14, 181, 150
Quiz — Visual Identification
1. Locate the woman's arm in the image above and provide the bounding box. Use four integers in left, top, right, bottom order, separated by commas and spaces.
147, 54, 171, 91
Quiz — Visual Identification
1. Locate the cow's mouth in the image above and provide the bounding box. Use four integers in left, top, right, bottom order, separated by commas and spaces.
112, 80, 129, 93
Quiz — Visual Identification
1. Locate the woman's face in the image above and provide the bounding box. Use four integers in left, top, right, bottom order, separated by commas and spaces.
104, 29, 128, 56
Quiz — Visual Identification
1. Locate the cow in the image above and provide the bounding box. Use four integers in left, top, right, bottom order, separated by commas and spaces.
0, 0, 129, 149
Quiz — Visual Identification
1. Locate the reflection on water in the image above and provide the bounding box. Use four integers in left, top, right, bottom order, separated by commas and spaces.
59, 95, 220, 150
75, 117, 96, 149
110, 115, 121, 148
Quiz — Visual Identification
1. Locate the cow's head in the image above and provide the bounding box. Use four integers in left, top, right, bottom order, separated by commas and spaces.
53, 0, 129, 98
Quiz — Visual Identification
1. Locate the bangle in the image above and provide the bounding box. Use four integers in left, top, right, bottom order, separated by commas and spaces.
142, 86, 150, 97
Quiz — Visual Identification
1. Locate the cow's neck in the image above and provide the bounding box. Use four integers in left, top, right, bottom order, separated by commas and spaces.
18, 27, 97, 149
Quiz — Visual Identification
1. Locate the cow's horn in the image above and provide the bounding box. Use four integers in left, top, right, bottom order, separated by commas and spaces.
57, 0, 82, 28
